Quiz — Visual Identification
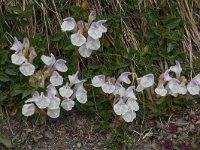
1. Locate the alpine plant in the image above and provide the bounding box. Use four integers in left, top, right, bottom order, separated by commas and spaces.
61, 10, 107, 58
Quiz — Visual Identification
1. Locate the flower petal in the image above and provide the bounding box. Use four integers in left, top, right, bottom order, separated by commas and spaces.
86, 36, 100, 50
126, 98, 139, 111
68, 71, 80, 86
113, 100, 128, 115
187, 80, 200, 95
47, 108, 60, 118
54, 59, 68, 72
41, 53, 56, 66
10, 37, 23, 51
91, 75, 105, 87
11, 52, 26, 65
48, 95, 60, 109
117, 72, 132, 84
61, 98, 75, 111
70, 30, 86, 46
76, 88, 87, 104
78, 44, 93, 58
122, 109, 136, 123
59, 85, 73, 98
35, 92, 50, 109
155, 83, 167, 97
22, 103, 35, 117
170, 60, 182, 79
61, 17, 76, 31
102, 80, 115, 94
19, 62, 35, 76
50, 71, 63, 86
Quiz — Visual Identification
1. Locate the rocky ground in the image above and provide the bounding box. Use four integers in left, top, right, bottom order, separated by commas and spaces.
0, 108, 200, 150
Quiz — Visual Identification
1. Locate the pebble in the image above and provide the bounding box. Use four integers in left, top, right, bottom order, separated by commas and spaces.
44, 131, 54, 139
32, 134, 43, 142
77, 142, 81, 148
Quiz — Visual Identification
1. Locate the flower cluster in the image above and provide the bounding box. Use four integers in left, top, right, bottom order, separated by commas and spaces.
92, 72, 140, 122
61, 11, 107, 58
155, 61, 188, 97
10, 37, 36, 76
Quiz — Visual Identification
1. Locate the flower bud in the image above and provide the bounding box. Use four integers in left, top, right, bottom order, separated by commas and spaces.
29, 71, 43, 87
29, 48, 37, 63
88, 10, 96, 24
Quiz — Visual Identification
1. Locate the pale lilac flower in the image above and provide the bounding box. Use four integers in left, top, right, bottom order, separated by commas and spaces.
46, 84, 58, 96
166, 78, 180, 97
48, 95, 61, 110
117, 72, 132, 84
35, 92, 50, 109
122, 108, 136, 123
164, 69, 172, 82
86, 36, 100, 50
54, 59, 68, 72
11, 51, 26, 65
170, 60, 182, 79
126, 98, 139, 111
113, 99, 128, 115
75, 87, 87, 104
102, 79, 115, 94
155, 82, 167, 97
22, 103, 35, 117
91, 75, 105, 87
41, 53, 56, 67
59, 83, 73, 98
136, 74, 154, 92
124, 86, 137, 100
19, 60, 35, 76
187, 80, 200, 95
113, 83, 126, 97
61, 17, 76, 32
10, 37, 23, 51
50, 71, 63, 86
78, 44, 93, 58
47, 108, 60, 118
70, 30, 86, 46
88, 20, 107, 39
68, 71, 80, 86
61, 98, 75, 111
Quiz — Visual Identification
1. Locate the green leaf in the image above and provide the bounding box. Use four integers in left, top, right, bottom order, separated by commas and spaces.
0, 50, 9, 64
0, 72, 10, 82
51, 32, 64, 41
0, 132, 12, 149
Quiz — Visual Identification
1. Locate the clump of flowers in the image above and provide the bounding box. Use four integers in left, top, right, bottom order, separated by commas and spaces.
61, 10, 107, 58
92, 72, 139, 122
10, 37, 36, 76
155, 61, 188, 97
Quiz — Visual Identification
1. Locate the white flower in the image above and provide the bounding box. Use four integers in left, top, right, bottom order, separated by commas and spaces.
122, 109, 136, 123
54, 59, 68, 72
19, 61, 35, 76
155, 83, 167, 97
187, 80, 200, 95
68, 71, 80, 86
22, 103, 35, 117
86, 36, 100, 50
193, 74, 200, 84
91, 75, 105, 87
126, 98, 139, 111
117, 72, 132, 84
70, 30, 86, 46
88, 10, 96, 23
75, 87, 87, 104
61, 17, 76, 32
47, 108, 60, 118
78, 44, 93, 58
46, 84, 58, 96
124, 86, 137, 100
50, 71, 63, 86
11, 51, 26, 65
170, 60, 182, 79
41, 53, 56, 67
48, 95, 60, 109
136, 74, 154, 92
10, 37, 23, 51
35, 92, 50, 109
88, 20, 107, 39
113, 99, 128, 115
61, 98, 75, 111
164, 69, 172, 82
102, 79, 115, 94
59, 83, 73, 98
113, 83, 126, 97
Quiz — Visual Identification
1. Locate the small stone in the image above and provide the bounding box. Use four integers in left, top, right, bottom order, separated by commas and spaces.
176, 118, 188, 126
189, 124, 195, 131
44, 131, 54, 139
77, 142, 81, 148
27, 145, 32, 150
97, 142, 101, 146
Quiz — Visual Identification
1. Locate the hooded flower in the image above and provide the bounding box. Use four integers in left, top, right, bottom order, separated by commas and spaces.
88, 10, 96, 23
91, 75, 105, 87
170, 60, 182, 79
78, 44, 93, 58
113, 99, 128, 116
47, 94, 61, 110
117, 72, 132, 84
70, 30, 86, 46
59, 83, 73, 98
86, 36, 100, 50
54, 59, 68, 72
41, 53, 56, 67
136, 74, 154, 92
61, 98, 75, 111
50, 71, 63, 86
22, 103, 35, 117
187, 80, 200, 95
75, 87, 87, 104
11, 50, 26, 65
35, 92, 50, 109
155, 82, 168, 97
61, 17, 76, 32
19, 60, 35, 76
68, 71, 80, 86
102, 79, 115, 94
10, 37, 23, 52
88, 20, 107, 39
